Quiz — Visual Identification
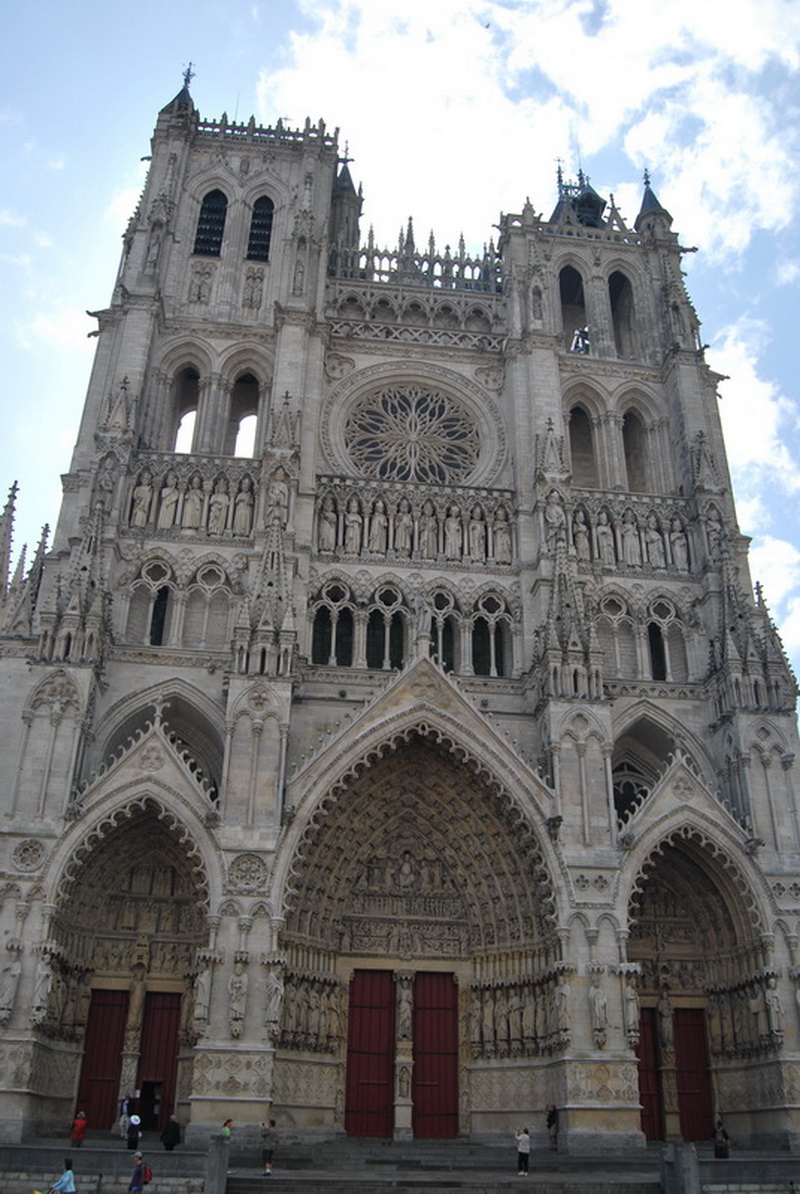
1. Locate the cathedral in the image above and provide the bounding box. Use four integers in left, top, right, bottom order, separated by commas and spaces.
0, 76, 798, 1152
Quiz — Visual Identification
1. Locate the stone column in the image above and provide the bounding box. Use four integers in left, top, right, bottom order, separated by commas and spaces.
394, 970, 414, 1141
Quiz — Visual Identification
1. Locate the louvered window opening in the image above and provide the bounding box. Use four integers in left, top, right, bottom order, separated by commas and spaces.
193, 190, 228, 257
247, 196, 274, 261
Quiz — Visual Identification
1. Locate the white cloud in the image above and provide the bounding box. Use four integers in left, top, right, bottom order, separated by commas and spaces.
106, 186, 143, 232
14, 308, 96, 352
0, 209, 26, 227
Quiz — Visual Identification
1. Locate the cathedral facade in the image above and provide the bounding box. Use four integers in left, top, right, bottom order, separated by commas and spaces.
0, 79, 798, 1151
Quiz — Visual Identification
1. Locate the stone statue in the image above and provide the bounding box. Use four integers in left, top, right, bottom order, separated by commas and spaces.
193, 967, 210, 1022
468, 505, 486, 560
319, 496, 338, 552
228, 961, 248, 1037
0, 956, 22, 1024
623, 977, 639, 1044
544, 489, 566, 551
645, 513, 665, 568
32, 956, 52, 1020
368, 499, 388, 553
444, 506, 462, 560
419, 501, 439, 558
232, 476, 255, 536
397, 975, 413, 1040
394, 499, 413, 555
555, 975, 570, 1034
264, 962, 285, 1027
344, 498, 362, 554
493, 506, 512, 563
589, 973, 608, 1044
130, 470, 153, 528
208, 479, 230, 534
596, 510, 616, 565
156, 471, 180, 530
670, 517, 689, 570
621, 510, 641, 566
573, 509, 591, 561
765, 976, 783, 1036
657, 989, 674, 1050
181, 473, 204, 529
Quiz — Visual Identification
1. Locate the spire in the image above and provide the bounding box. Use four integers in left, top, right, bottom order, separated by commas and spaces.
159, 65, 197, 117
635, 168, 673, 233
0, 482, 18, 600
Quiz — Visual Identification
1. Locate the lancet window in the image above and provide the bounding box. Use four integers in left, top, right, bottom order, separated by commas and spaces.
568, 404, 598, 487
193, 189, 228, 257
560, 265, 589, 353
246, 196, 274, 261
609, 270, 637, 358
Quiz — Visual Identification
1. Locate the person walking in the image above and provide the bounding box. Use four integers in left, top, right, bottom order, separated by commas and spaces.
47, 1156, 76, 1192
221, 1117, 234, 1139
69, 1111, 87, 1148
127, 1113, 142, 1150
515, 1126, 531, 1176
128, 1150, 147, 1193
261, 1118, 277, 1176
160, 1114, 181, 1150
545, 1104, 558, 1151
712, 1117, 731, 1158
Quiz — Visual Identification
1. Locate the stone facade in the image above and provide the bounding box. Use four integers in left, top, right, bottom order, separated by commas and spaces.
0, 78, 798, 1151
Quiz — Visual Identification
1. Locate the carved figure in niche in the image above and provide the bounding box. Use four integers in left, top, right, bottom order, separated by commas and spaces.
32, 956, 52, 1020
445, 505, 462, 560
156, 471, 180, 530
555, 974, 570, 1034
589, 973, 608, 1044
481, 988, 495, 1052
397, 976, 413, 1040
573, 509, 591, 561
531, 286, 543, 321
645, 513, 665, 568
469, 505, 486, 560
243, 269, 263, 310
394, 499, 413, 555
596, 510, 616, 565
707, 507, 722, 561
0, 956, 22, 1024
657, 988, 674, 1050
181, 473, 204, 529
264, 962, 284, 1029
344, 498, 362, 554
193, 966, 211, 1022
765, 976, 783, 1035
493, 506, 512, 563
368, 499, 388, 553
670, 517, 689, 570
233, 476, 255, 536
319, 496, 338, 552
749, 986, 768, 1037
145, 224, 163, 273
398, 1064, 411, 1099
130, 470, 153, 528
397, 849, 418, 889
419, 500, 439, 558
268, 468, 289, 527
208, 479, 230, 534
623, 977, 639, 1043
189, 262, 212, 303
621, 510, 641, 566
544, 489, 566, 552
228, 961, 248, 1037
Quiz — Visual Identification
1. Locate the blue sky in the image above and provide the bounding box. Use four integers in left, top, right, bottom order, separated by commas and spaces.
2, 0, 799, 678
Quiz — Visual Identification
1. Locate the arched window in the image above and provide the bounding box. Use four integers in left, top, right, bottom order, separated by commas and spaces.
225, 373, 260, 456
560, 266, 589, 353
366, 588, 405, 670
622, 409, 648, 492
568, 405, 598, 487
609, 270, 637, 358
429, 592, 458, 672
247, 196, 274, 261
193, 190, 228, 257
471, 594, 511, 677
150, 585, 172, 646
171, 367, 200, 452
311, 583, 354, 667
648, 622, 667, 681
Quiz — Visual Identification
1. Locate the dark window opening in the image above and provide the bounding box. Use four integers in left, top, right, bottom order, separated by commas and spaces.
569, 405, 598, 487
335, 608, 354, 667
247, 196, 274, 261
472, 618, 491, 676
648, 622, 667, 681
150, 586, 171, 646
193, 190, 228, 257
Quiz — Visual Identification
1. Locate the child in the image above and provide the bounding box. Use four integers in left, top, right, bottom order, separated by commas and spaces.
261, 1118, 277, 1176
515, 1126, 531, 1175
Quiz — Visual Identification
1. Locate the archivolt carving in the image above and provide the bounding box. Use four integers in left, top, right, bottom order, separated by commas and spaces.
283, 732, 555, 953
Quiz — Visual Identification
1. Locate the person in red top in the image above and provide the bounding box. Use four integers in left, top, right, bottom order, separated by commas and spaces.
69, 1111, 87, 1148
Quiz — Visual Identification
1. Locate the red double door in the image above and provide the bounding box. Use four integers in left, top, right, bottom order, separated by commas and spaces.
637, 1007, 713, 1141
345, 970, 459, 1138
76, 990, 181, 1132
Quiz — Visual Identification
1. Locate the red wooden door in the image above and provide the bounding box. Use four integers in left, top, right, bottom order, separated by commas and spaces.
76, 989, 129, 1131
636, 1007, 662, 1141
137, 992, 182, 1130
345, 970, 395, 1137
674, 1008, 713, 1141
412, 972, 458, 1139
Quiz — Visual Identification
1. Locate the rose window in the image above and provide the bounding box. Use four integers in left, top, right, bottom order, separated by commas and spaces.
343, 385, 480, 484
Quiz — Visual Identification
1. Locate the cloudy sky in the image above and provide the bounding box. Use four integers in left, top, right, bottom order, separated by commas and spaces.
1, 0, 799, 676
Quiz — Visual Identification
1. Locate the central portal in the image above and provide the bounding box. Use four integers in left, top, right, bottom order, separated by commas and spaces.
344, 969, 459, 1139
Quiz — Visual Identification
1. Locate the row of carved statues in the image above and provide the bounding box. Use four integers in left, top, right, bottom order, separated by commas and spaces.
127, 466, 290, 536
317, 493, 514, 563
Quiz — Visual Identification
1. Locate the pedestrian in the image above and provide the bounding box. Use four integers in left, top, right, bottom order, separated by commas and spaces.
515, 1125, 531, 1176
160, 1113, 181, 1150
545, 1103, 558, 1150
128, 1150, 146, 1193
127, 1113, 142, 1150
712, 1117, 730, 1158
69, 1110, 87, 1148
119, 1092, 133, 1139
47, 1156, 75, 1192
261, 1117, 277, 1176
221, 1117, 234, 1140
